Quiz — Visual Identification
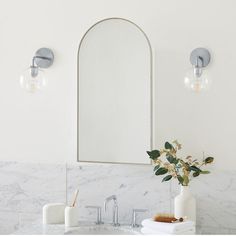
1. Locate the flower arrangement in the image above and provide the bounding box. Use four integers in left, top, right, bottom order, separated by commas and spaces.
147, 140, 214, 186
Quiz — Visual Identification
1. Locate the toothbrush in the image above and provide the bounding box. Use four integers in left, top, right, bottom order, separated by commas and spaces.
71, 189, 79, 207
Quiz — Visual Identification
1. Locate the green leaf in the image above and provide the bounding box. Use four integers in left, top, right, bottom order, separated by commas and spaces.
165, 142, 173, 150
166, 155, 179, 165
173, 158, 179, 165
205, 157, 214, 164
147, 150, 161, 160
200, 170, 210, 174
155, 167, 168, 176
177, 175, 184, 184
193, 171, 200, 177
153, 165, 160, 172
162, 175, 172, 182
166, 155, 175, 163
190, 166, 201, 172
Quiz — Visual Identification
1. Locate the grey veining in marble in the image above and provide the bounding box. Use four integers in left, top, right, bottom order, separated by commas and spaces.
0, 161, 66, 234
0, 162, 66, 214
66, 163, 170, 224
0, 211, 19, 235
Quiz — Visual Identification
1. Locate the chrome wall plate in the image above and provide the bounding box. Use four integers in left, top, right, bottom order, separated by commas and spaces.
34, 48, 54, 68
190, 48, 211, 67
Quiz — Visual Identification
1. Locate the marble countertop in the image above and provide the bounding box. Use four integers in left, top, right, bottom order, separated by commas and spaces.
12, 220, 201, 235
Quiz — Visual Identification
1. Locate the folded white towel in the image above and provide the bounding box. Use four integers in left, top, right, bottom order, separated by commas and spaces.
141, 227, 195, 235
141, 218, 195, 234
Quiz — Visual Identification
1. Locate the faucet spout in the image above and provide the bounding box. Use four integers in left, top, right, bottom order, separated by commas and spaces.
104, 195, 117, 211
104, 195, 119, 226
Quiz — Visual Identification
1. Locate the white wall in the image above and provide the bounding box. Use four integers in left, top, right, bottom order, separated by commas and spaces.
0, 0, 235, 169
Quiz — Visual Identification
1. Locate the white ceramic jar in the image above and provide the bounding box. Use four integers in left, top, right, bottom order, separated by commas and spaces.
65, 206, 79, 227
174, 186, 196, 222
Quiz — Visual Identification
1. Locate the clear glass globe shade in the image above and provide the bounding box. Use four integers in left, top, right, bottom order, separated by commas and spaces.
184, 67, 211, 93
20, 68, 46, 93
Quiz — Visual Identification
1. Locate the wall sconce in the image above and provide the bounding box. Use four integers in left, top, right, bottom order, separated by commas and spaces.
20, 48, 54, 93
184, 48, 211, 93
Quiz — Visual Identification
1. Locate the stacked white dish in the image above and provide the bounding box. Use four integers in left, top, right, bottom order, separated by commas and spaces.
141, 218, 196, 235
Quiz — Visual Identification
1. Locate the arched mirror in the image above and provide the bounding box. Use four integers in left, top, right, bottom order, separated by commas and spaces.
78, 18, 153, 164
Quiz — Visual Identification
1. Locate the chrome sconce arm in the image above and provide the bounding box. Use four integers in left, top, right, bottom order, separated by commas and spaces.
20, 48, 54, 93
30, 48, 54, 77
190, 48, 210, 78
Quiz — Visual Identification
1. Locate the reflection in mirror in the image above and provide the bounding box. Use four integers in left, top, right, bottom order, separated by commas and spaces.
78, 18, 152, 164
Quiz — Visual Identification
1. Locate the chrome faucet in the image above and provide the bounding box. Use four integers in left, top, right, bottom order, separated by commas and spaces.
104, 195, 120, 226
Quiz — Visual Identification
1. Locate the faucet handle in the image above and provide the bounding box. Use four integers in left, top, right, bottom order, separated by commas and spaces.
131, 209, 148, 228
85, 205, 103, 224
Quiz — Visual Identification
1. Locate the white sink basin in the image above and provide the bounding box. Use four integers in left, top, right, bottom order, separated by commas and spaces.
12, 220, 142, 235
64, 225, 141, 235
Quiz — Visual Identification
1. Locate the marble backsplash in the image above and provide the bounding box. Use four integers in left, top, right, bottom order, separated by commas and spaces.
66, 163, 170, 224
0, 161, 235, 234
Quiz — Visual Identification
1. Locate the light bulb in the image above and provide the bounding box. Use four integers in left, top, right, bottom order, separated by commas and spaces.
20, 66, 46, 93
184, 67, 211, 93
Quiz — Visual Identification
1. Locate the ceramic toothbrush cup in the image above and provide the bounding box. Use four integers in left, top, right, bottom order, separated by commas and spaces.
65, 206, 79, 227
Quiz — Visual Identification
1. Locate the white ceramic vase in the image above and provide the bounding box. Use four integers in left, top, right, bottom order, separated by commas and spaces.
174, 186, 196, 222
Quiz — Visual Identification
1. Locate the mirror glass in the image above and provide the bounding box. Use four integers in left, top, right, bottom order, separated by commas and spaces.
78, 18, 152, 164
